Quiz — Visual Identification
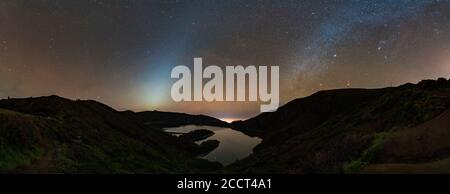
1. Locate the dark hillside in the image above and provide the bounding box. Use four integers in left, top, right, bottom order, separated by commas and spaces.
230, 78, 450, 173
0, 96, 221, 173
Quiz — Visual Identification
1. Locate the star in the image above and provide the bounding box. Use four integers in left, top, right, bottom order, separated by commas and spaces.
346, 80, 351, 87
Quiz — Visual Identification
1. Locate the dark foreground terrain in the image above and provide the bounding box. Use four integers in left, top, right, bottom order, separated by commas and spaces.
0, 96, 222, 173
1, 78, 450, 173
231, 78, 450, 173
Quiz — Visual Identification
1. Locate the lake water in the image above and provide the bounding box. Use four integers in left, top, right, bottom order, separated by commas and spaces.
164, 125, 262, 166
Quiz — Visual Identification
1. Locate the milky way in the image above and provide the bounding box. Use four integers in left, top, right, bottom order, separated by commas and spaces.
0, 0, 449, 119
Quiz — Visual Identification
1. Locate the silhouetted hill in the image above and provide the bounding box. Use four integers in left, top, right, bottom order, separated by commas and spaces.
0, 96, 221, 173
133, 110, 229, 128
230, 78, 450, 173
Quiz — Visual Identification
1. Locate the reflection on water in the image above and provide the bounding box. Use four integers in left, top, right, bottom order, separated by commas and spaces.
219, 118, 242, 123
165, 125, 262, 166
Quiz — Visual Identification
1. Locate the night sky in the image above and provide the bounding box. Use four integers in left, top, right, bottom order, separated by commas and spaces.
1, 0, 450, 120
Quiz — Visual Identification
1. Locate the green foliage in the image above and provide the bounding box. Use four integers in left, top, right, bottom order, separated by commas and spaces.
343, 133, 388, 174
0, 146, 44, 172
343, 160, 367, 173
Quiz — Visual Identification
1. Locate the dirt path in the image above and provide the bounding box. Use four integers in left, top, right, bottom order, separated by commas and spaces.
378, 108, 450, 162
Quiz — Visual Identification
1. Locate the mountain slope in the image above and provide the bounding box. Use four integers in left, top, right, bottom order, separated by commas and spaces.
2, 78, 450, 174
230, 78, 450, 173
0, 96, 220, 173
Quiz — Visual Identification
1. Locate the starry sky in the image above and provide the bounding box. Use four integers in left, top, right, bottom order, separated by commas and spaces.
1, 0, 449, 120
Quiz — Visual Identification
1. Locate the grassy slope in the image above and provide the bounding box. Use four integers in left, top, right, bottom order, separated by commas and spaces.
229, 79, 450, 173
0, 108, 46, 172
0, 97, 221, 173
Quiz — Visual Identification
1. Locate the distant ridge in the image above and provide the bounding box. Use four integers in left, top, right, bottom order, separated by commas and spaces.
132, 110, 229, 128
